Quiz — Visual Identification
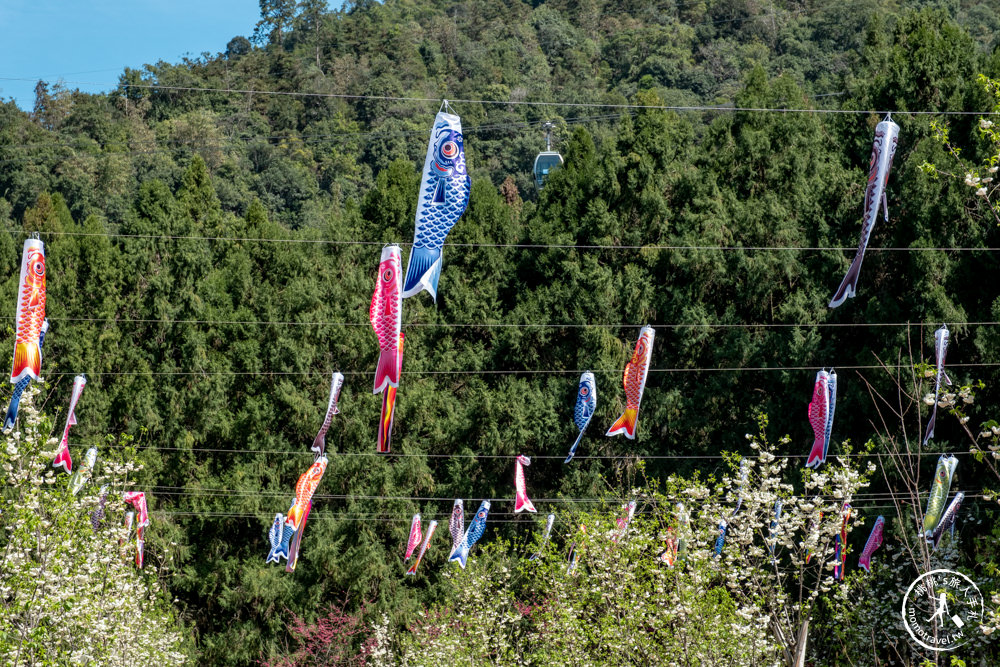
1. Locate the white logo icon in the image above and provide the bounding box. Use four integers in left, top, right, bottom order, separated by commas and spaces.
902, 569, 984, 651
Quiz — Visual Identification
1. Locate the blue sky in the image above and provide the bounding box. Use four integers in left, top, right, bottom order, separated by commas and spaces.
0, 1, 265, 110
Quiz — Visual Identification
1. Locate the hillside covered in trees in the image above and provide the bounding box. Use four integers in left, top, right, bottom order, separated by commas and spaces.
3, 0, 1000, 664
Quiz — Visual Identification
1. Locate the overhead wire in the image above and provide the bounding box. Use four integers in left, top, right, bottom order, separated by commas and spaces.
92, 443, 980, 460
0, 78, 993, 116
10, 316, 1000, 330
0, 228, 994, 253
25, 362, 1000, 376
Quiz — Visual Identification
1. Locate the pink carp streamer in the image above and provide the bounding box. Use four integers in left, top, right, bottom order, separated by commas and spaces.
514, 455, 537, 514
52, 374, 86, 473
405, 513, 422, 560
858, 515, 884, 573
405, 520, 437, 575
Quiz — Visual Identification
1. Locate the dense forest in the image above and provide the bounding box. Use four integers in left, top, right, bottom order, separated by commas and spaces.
3, 0, 1000, 664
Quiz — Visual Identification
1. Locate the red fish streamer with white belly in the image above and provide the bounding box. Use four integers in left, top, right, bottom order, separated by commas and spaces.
370, 245, 402, 395
11, 238, 46, 384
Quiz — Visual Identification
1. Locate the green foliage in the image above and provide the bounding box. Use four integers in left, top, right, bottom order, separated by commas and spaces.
1, 0, 1000, 664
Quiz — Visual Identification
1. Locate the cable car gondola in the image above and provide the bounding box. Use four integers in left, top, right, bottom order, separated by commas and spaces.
533, 122, 563, 189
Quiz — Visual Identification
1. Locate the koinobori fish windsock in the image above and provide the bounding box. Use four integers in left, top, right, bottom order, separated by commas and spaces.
312, 372, 344, 455
659, 528, 678, 566
713, 519, 728, 557
923, 454, 958, 538
378, 334, 403, 454
449, 500, 490, 569
405, 513, 422, 560
266, 514, 286, 564
834, 503, 852, 580
405, 519, 437, 576
267, 503, 296, 564
371, 245, 402, 394
286, 500, 312, 572
858, 515, 884, 572
286, 456, 328, 533
514, 455, 537, 513
91, 486, 108, 531
823, 369, 837, 463
123, 491, 149, 528
529, 514, 555, 561
768, 499, 783, 556
402, 104, 471, 301
4, 318, 48, 431
11, 238, 46, 384
448, 499, 464, 558
135, 525, 146, 568
565, 371, 597, 463
69, 447, 97, 495
931, 491, 964, 549
923, 325, 952, 446
607, 326, 655, 439
613, 499, 637, 543
52, 374, 86, 473
829, 115, 900, 308
805, 370, 831, 468
123, 491, 149, 569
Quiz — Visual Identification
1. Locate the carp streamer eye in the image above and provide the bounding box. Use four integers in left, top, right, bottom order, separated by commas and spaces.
440, 140, 458, 159
580, 387, 589, 396
382, 269, 393, 282
33, 261, 44, 276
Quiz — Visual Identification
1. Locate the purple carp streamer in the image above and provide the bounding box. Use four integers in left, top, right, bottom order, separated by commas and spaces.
931, 492, 964, 549
829, 115, 899, 308
923, 325, 952, 446
858, 515, 884, 573
448, 499, 464, 559
90, 486, 108, 531
312, 371, 344, 455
